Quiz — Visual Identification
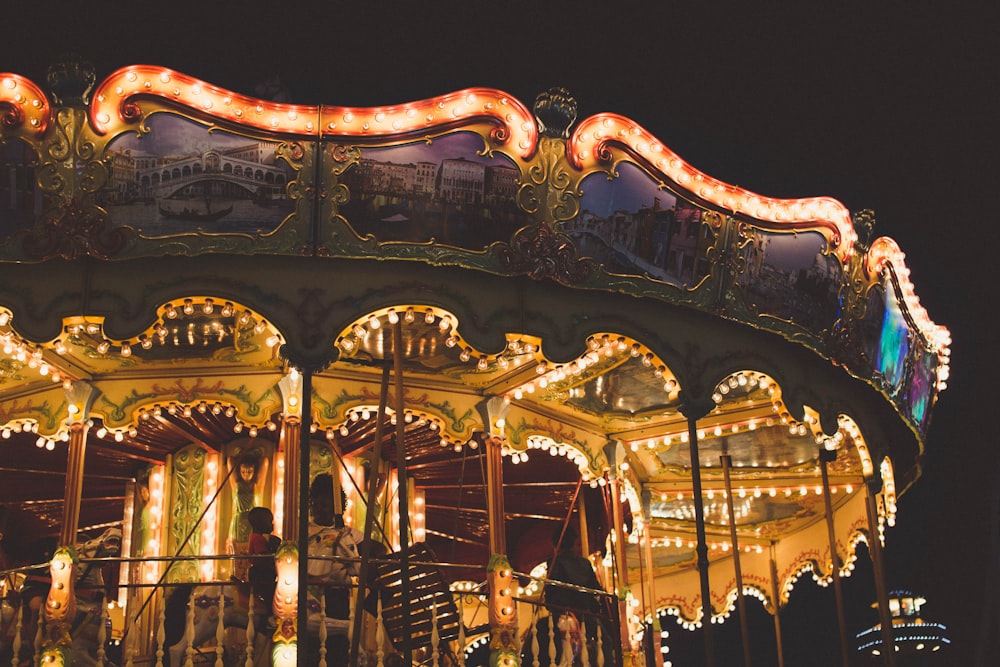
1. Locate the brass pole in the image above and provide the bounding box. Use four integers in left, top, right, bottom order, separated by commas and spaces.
819, 449, 851, 667
485, 434, 507, 557
769, 544, 785, 667
60, 421, 89, 546
720, 454, 752, 667
641, 490, 664, 667
350, 364, 392, 667
609, 466, 631, 651
679, 399, 715, 667
279, 417, 301, 541
297, 369, 313, 667
864, 479, 897, 665
393, 320, 412, 666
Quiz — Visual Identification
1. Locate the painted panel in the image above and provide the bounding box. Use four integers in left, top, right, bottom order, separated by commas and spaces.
737, 228, 842, 332
572, 164, 711, 289
339, 132, 526, 249
102, 114, 297, 236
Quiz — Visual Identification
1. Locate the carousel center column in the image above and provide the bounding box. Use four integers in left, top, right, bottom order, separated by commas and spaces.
477, 396, 519, 667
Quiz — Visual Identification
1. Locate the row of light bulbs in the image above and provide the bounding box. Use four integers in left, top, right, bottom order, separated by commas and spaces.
91, 67, 537, 158
69, 300, 280, 359
652, 482, 857, 504
567, 114, 856, 264
867, 237, 952, 387
0, 75, 50, 132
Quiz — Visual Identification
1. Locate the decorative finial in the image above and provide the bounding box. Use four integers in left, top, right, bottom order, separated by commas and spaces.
533, 87, 577, 139
47, 54, 96, 107
853, 209, 876, 251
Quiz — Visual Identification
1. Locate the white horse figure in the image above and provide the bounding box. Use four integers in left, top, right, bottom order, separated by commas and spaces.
163, 584, 249, 667
70, 527, 123, 666
163, 583, 343, 667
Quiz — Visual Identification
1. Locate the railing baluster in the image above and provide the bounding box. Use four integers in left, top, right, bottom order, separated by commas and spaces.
547, 614, 556, 667
155, 600, 166, 667
32, 611, 43, 666
579, 616, 590, 667
97, 601, 108, 667
318, 590, 327, 667
375, 596, 384, 667
125, 607, 136, 667
596, 623, 604, 667
184, 589, 196, 667
430, 600, 439, 667
215, 586, 225, 667
530, 609, 540, 667
560, 617, 573, 667
348, 584, 354, 651
245, 592, 255, 667
9, 599, 22, 667
456, 593, 466, 667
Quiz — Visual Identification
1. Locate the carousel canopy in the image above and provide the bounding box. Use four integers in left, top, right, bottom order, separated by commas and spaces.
0, 59, 949, 623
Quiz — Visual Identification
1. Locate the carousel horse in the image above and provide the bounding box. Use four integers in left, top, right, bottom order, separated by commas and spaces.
162, 583, 250, 667
162, 581, 343, 667
64, 527, 123, 666
1, 527, 122, 667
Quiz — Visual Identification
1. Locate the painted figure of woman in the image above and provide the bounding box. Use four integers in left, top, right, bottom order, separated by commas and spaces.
227, 450, 268, 579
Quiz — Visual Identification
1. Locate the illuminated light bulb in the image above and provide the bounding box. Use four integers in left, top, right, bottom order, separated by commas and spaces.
424, 309, 435, 324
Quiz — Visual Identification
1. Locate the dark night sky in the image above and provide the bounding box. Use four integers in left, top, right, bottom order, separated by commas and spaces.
5, 0, 998, 663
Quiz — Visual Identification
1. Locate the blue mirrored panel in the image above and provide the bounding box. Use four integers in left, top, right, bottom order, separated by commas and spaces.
102, 114, 296, 236
907, 343, 937, 433
573, 164, 711, 288
861, 287, 887, 369
877, 285, 910, 389
737, 229, 842, 332
339, 133, 526, 250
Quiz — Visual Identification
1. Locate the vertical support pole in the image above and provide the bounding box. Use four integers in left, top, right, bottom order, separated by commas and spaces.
277, 370, 304, 542
479, 396, 518, 667
604, 440, 632, 658
59, 381, 98, 546
819, 449, 851, 667
61, 421, 89, 546
296, 369, 313, 667
350, 363, 392, 667
392, 320, 412, 666
45, 381, 97, 661
720, 455, 752, 667
641, 490, 664, 667
864, 478, 897, 666
679, 398, 715, 667
577, 492, 591, 561
280, 417, 302, 540
768, 545, 785, 667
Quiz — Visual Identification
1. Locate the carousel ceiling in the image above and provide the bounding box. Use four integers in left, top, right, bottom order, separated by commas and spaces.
0, 298, 883, 607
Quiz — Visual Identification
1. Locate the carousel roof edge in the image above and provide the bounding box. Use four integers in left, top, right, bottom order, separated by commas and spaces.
0, 62, 950, 448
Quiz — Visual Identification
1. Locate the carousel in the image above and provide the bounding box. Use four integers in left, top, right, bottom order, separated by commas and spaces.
0, 58, 950, 667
